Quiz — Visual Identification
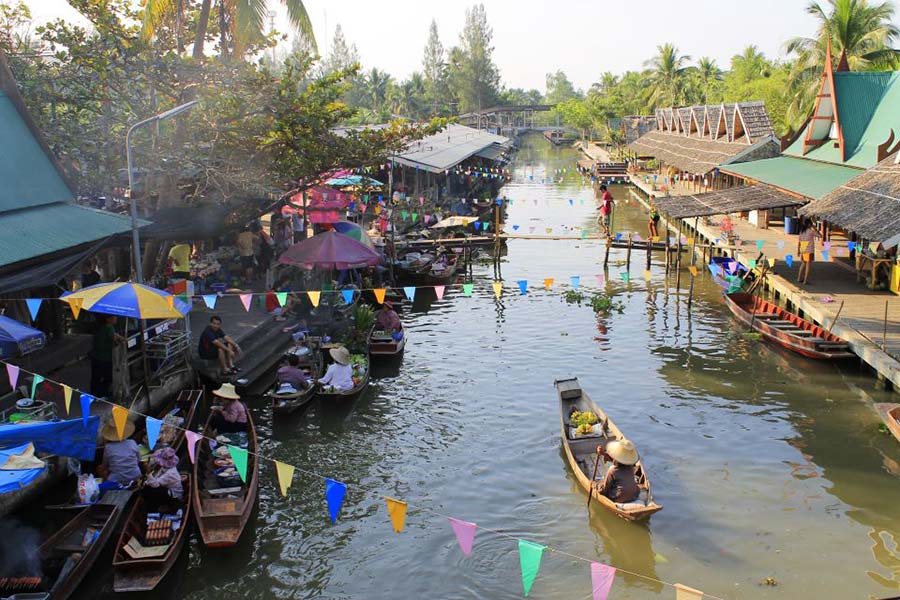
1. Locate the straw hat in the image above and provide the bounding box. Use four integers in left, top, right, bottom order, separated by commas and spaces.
606, 439, 639, 466
382, 300, 394, 309
101, 418, 135, 442
213, 383, 241, 401
329, 346, 351, 366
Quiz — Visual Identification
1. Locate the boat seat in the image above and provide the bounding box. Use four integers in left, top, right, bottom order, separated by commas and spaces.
816, 342, 849, 348
53, 544, 91, 553
767, 320, 796, 326
753, 313, 779, 319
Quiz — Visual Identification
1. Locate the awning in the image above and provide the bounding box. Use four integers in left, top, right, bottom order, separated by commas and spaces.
0, 315, 46, 358
0, 416, 100, 461
0, 237, 107, 296
720, 156, 863, 200
653, 185, 805, 219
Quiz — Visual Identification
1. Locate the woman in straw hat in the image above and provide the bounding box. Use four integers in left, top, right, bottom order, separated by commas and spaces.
597, 439, 641, 504
210, 383, 248, 433
317, 346, 354, 392
98, 417, 141, 486
143, 447, 183, 511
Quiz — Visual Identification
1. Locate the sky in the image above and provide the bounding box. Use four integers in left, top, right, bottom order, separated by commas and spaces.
22, 0, 900, 92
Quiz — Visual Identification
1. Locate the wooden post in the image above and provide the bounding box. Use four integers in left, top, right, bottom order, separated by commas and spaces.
826, 300, 845, 336
604, 237, 611, 267
626, 234, 632, 270
883, 300, 889, 352
664, 230, 671, 274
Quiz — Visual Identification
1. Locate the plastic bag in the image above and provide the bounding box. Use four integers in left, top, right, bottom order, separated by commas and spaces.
77, 473, 100, 504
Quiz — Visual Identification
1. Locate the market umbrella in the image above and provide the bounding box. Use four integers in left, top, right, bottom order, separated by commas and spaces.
278, 231, 380, 270
325, 174, 383, 188
332, 221, 375, 249
61, 282, 191, 320
0, 315, 46, 358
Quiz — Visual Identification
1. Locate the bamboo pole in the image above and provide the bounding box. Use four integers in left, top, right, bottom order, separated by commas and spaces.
604, 237, 611, 267
826, 300, 845, 336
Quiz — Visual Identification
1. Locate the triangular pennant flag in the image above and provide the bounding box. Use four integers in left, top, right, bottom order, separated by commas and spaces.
167, 296, 175, 310
385, 497, 408, 533
401, 210, 409, 221
448, 517, 477, 555
146, 417, 163, 450
768, 257, 776, 267
462, 283, 474, 297
848, 241, 857, 251
67, 297, 83, 320
620, 272, 630, 282
643, 270, 652, 281
275, 292, 288, 307
824, 241, 832, 250
687, 237, 694, 245
756, 240, 764, 250
492, 282, 502, 298
595, 274, 605, 286
591, 562, 617, 600
202, 294, 217, 309
307, 291, 321, 308
239, 293, 252, 312
570, 276, 580, 290
411, 212, 418, 223
777, 240, 785, 250
689, 266, 699, 277
31, 374, 44, 399
749, 259, 757, 269
341, 290, 354, 305
545, 228, 553, 234
568, 199, 574, 205
482, 222, 489, 232
228, 445, 248, 482
822, 250, 830, 261
786, 254, 794, 267
473, 221, 481, 231
374, 288, 387, 304
512, 224, 520, 231
403, 286, 416, 302
518, 540, 546, 597
543, 278, 554, 291
325, 478, 347, 523
112, 405, 129, 441
614, 233, 622, 241
581, 229, 587, 240
79, 393, 93, 428
5, 363, 19, 390
25, 298, 42, 321
634, 234, 643, 242
651, 236, 659, 243
185, 430, 202, 464
434, 285, 445, 301
275, 460, 295, 497
517, 280, 528, 295
674, 583, 704, 600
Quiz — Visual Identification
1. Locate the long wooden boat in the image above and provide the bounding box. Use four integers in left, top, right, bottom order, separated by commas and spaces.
267, 345, 321, 415
193, 408, 259, 548
112, 475, 191, 592
708, 257, 746, 290
151, 389, 203, 454
724, 292, 856, 360
368, 325, 406, 358
875, 403, 900, 442
318, 352, 369, 402
555, 377, 662, 522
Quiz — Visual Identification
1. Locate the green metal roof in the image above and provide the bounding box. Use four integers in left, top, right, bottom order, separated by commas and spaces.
720, 156, 863, 200
0, 203, 136, 268
0, 92, 72, 212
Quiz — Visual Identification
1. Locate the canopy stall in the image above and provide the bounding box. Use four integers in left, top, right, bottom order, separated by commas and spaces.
653, 185, 804, 219
0, 315, 46, 358
286, 187, 352, 224
278, 231, 380, 270
0, 416, 100, 461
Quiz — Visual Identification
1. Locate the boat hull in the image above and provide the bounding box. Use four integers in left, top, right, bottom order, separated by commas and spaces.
875, 403, 900, 443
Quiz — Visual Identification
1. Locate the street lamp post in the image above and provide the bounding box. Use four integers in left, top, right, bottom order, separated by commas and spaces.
125, 100, 198, 283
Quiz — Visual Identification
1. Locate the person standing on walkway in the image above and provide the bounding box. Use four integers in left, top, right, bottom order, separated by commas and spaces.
237, 225, 257, 285
797, 218, 819, 285
91, 314, 124, 398
598, 185, 615, 238
648, 197, 661, 240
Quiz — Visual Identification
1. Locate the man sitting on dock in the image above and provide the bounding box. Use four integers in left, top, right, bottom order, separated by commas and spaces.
598, 185, 614, 238
198, 315, 242, 375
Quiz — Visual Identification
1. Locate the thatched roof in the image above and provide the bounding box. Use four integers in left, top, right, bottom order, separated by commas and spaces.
628, 130, 772, 175
621, 116, 657, 145
799, 153, 900, 246
734, 101, 775, 144
653, 184, 805, 219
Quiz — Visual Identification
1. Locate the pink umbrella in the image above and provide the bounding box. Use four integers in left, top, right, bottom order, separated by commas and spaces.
278, 231, 381, 270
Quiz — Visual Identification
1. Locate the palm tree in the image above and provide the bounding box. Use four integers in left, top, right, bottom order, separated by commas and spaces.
695, 57, 723, 103
785, 0, 900, 128
590, 72, 619, 96
644, 43, 692, 108
365, 68, 393, 113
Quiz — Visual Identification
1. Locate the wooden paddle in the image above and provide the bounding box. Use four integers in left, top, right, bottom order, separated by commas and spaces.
587, 447, 603, 510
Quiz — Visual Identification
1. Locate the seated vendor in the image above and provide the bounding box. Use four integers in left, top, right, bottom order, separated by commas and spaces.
317, 346, 354, 392
143, 447, 183, 511
376, 301, 402, 333
265, 276, 295, 321
596, 439, 641, 504
277, 354, 310, 392
210, 383, 248, 433
99, 418, 142, 487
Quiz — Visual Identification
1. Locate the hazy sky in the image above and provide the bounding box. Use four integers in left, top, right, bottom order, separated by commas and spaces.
24, 0, 899, 91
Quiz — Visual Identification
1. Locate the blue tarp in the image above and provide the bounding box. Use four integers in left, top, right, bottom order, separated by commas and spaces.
0, 315, 46, 358
0, 442, 46, 494
0, 416, 100, 461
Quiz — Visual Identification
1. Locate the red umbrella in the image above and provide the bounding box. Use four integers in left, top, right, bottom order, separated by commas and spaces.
278, 231, 381, 270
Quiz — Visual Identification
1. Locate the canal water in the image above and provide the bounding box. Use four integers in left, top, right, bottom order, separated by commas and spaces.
94, 134, 899, 599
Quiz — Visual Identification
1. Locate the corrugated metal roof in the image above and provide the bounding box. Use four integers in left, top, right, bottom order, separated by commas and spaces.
0, 92, 72, 212
393, 124, 509, 173
720, 156, 862, 200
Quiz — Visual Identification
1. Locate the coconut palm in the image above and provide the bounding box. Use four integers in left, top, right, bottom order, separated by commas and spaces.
643, 43, 692, 109
695, 57, 723, 103
364, 68, 393, 113
590, 72, 620, 96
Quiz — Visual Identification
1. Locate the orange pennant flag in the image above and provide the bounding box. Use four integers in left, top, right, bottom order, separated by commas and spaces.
167, 295, 175, 309
112, 405, 129, 441
67, 297, 83, 320
689, 266, 698, 277
62, 385, 73, 415
307, 291, 321, 307
374, 288, 387, 304
492, 281, 503, 298
275, 461, 295, 497
674, 583, 704, 600
543, 278, 554, 290
385, 497, 408, 533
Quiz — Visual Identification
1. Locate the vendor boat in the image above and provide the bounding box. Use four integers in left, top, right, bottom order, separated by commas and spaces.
112, 475, 191, 592
724, 292, 856, 360
368, 324, 406, 358
266, 344, 322, 415
150, 389, 203, 454
192, 409, 259, 548
875, 403, 900, 443
318, 351, 369, 402
555, 377, 662, 522
708, 256, 747, 290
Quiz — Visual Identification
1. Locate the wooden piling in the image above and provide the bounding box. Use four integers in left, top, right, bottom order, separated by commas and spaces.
883, 300, 889, 352
626, 234, 632, 270
645, 239, 652, 270
664, 232, 671, 275
604, 236, 611, 267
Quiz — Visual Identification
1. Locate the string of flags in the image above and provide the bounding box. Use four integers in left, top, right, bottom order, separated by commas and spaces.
1, 358, 723, 600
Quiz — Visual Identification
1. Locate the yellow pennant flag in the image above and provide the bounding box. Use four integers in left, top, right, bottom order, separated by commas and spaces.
674, 583, 704, 600
652, 236, 660, 243
687, 237, 694, 245
307, 290, 321, 307
62, 385, 73, 415
112, 405, 129, 441
385, 497, 408, 533
643, 270, 652, 281
768, 257, 776, 267
67, 297, 83, 320
492, 281, 503, 298
689, 266, 698, 277
374, 288, 387, 304
545, 227, 553, 234
374, 205, 382, 215
800, 240, 809, 251
275, 461, 295, 497
543, 278, 554, 290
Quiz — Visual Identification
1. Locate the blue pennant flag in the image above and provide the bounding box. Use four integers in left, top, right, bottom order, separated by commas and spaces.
568, 199, 573, 205
517, 280, 528, 295
325, 478, 347, 523
473, 221, 481, 231
202, 295, 217, 310
786, 254, 794, 267
848, 241, 856, 251
80, 393, 93, 428
25, 298, 42, 321
403, 286, 416, 302
512, 224, 520, 231
495, 198, 503, 206
570, 276, 580, 290
341, 290, 354, 305
615, 233, 622, 242
146, 417, 163, 449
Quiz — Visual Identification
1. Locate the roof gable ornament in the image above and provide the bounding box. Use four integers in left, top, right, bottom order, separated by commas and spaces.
802, 39, 846, 160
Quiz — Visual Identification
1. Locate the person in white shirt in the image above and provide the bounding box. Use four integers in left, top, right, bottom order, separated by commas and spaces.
317, 346, 354, 391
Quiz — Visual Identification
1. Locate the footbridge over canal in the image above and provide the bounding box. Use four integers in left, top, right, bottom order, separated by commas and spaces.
458, 104, 577, 138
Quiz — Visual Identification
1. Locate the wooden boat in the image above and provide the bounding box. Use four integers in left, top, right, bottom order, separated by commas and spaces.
707, 256, 746, 290
555, 377, 662, 522
112, 475, 191, 592
414, 254, 459, 285
875, 403, 900, 442
193, 408, 259, 548
368, 324, 406, 358
724, 292, 856, 360
151, 389, 203, 454
318, 351, 369, 402
267, 344, 321, 415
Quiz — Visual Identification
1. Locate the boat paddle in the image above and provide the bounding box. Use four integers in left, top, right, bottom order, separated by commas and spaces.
587, 446, 603, 510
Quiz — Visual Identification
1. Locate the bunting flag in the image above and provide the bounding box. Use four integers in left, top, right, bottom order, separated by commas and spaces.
568, 199, 573, 205
228, 445, 249, 482
620, 272, 630, 282
239, 293, 253, 312
517, 280, 528, 295
823, 241, 832, 250
5, 363, 19, 390
570, 276, 580, 290
822, 250, 830, 261
543, 278, 554, 291
786, 255, 794, 267
434, 285, 445, 301
448, 517, 477, 555
595, 274, 605, 286
643, 270, 652, 281
31, 374, 44, 399
202, 295, 217, 309
341, 290, 354, 305
651, 236, 659, 243
275, 460, 295, 497
325, 478, 347, 523
581, 230, 587, 240
687, 237, 694, 245
112, 405, 129, 441
146, 416, 162, 450
512, 225, 520, 231
545, 228, 552, 234
473, 221, 481, 231
768, 258, 776, 267
492, 282, 503, 298
25, 298, 42, 321
777, 240, 785, 250
307, 291, 321, 308
403, 287, 416, 302
276, 292, 288, 307
374, 288, 387, 304
591, 563, 617, 600
749, 260, 757, 269
385, 497, 408, 533
634, 234, 643, 242
689, 266, 698, 277
185, 430, 202, 464
674, 583, 704, 599
79, 393, 93, 428
615, 233, 622, 242
756, 240, 764, 250
462, 283, 474, 297
167, 296, 175, 310
848, 241, 857, 251
518, 540, 546, 597
67, 297, 83, 320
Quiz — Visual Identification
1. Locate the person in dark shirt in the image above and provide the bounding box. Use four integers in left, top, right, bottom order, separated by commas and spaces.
90, 315, 124, 398
81, 262, 101, 289
597, 439, 641, 504
198, 315, 241, 374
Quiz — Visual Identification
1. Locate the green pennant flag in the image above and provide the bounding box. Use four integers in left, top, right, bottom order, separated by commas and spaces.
227, 445, 249, 482
462, 283, 474, 297
31, 374, 44, 399
401, 210, 409, 221
518, 540, 546, 596
275, 292, 288, 307
411, 212, 418, 222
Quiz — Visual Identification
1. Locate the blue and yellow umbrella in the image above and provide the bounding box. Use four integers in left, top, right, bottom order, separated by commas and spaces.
62, 282, 191, 320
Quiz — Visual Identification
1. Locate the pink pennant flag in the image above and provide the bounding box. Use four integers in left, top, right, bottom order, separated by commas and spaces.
591, 563, 616, 600
5, 363, 19, 389
239, 293, 252, 312
185, 430, 202, 464
595, 274, 605, 286
448, 517, 476, 556
434, 285, 445, 301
